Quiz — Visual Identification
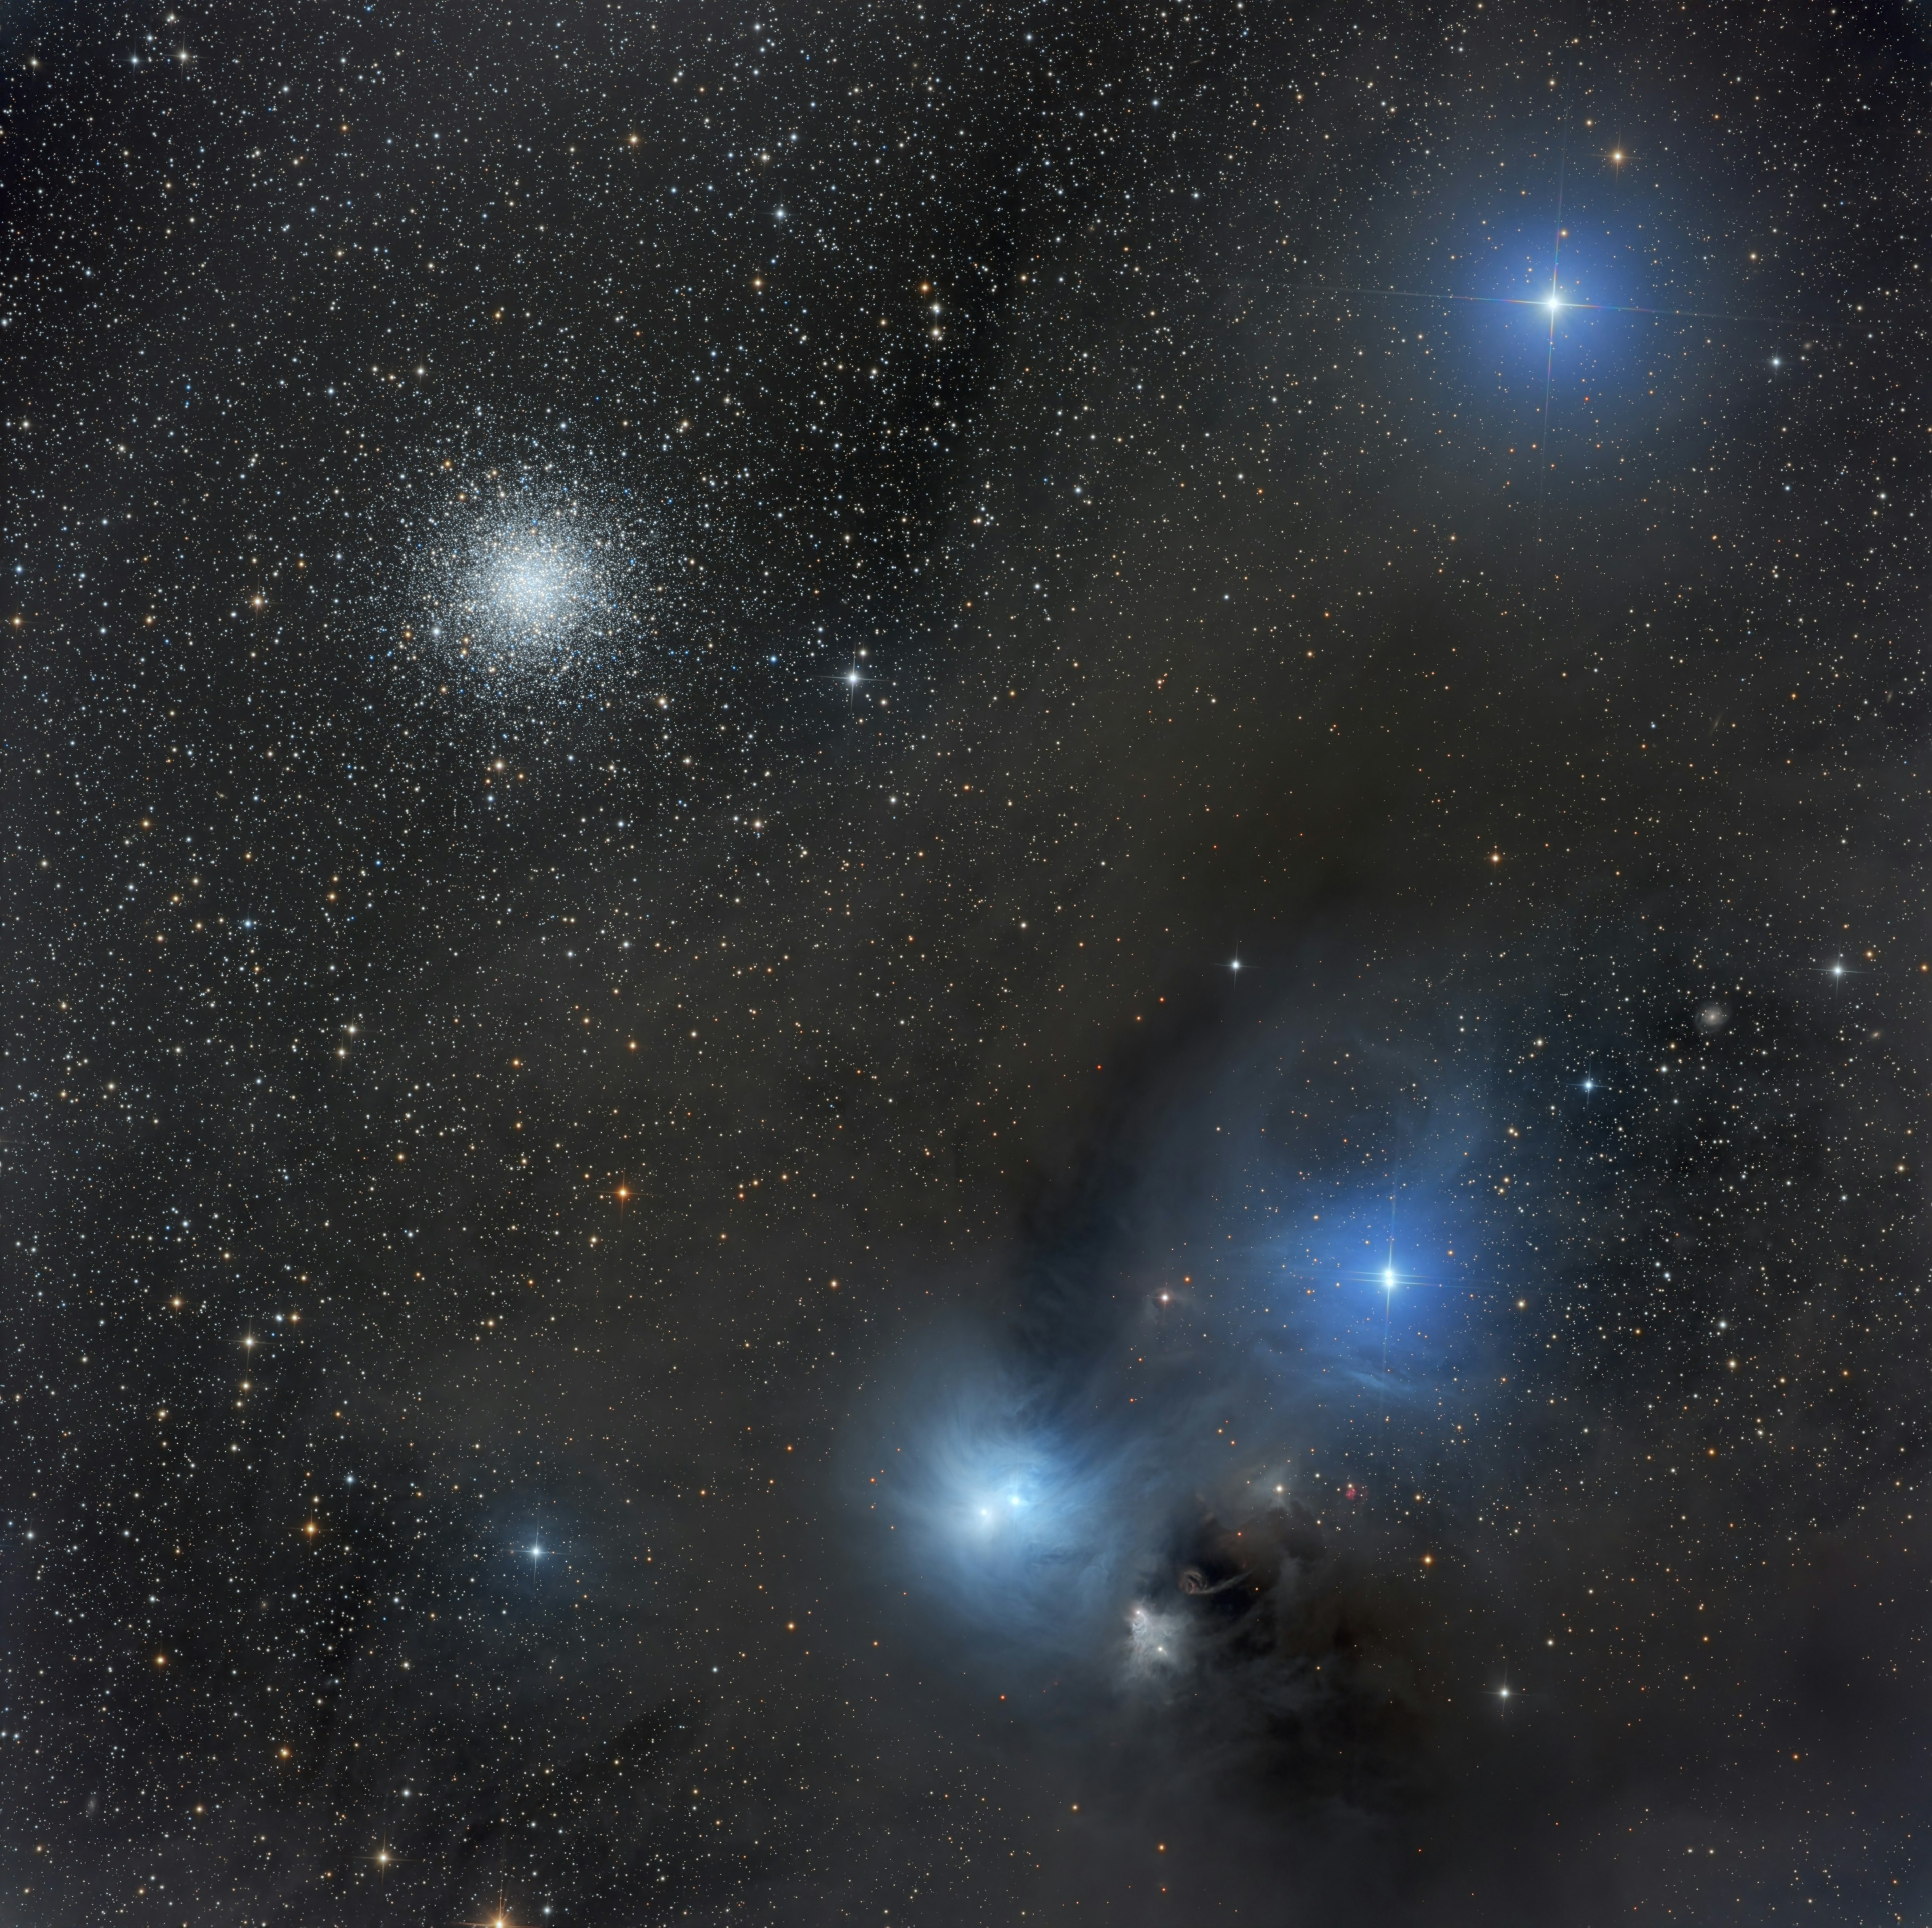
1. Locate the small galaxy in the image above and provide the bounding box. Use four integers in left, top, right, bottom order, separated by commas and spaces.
10, 0, 1932, 1921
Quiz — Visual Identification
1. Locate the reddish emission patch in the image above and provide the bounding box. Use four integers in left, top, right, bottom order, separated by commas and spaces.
1344, 1484, 1360, 1501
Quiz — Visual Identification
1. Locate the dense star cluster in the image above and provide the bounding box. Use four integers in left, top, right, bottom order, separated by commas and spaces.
9, 0, 1932, 1920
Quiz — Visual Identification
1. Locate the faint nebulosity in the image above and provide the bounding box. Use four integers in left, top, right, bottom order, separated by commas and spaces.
8, 0, 1932, 1920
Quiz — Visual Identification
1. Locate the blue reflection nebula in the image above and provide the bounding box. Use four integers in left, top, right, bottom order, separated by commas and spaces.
884, 1359, 1143, 1654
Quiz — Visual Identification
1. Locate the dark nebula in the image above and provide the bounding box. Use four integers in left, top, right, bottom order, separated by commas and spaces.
9, 0, 1932, 1919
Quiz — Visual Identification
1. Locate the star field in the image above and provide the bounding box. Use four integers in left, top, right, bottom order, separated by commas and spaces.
10, 0, 1932, 1921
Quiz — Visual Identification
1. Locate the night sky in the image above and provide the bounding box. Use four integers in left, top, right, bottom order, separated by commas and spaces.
10, 0, 1932, 1920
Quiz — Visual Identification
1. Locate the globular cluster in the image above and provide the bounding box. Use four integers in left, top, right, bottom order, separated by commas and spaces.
407, 468, 634, 687
10, 0, 1932, 1921
379, 443, 781, 722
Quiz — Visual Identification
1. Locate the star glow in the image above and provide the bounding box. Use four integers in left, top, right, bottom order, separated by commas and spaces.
882, 1361, 1139, 1655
